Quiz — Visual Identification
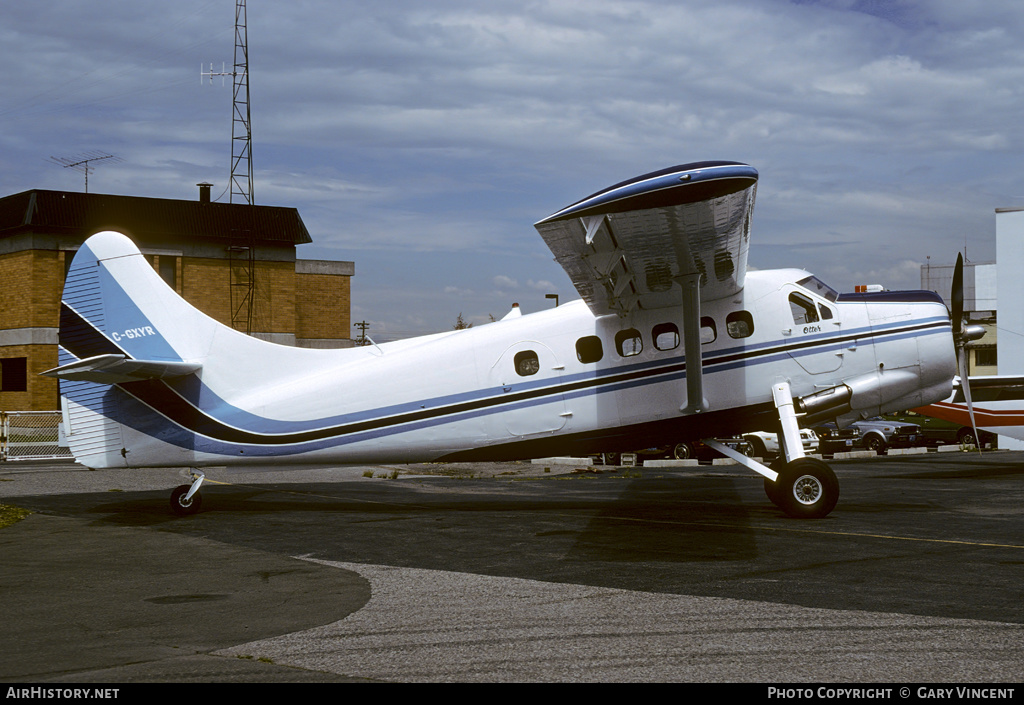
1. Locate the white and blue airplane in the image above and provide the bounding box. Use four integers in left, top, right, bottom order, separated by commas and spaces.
43, 161, 973, 519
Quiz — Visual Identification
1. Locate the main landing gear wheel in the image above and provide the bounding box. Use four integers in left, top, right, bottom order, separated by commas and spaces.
171, 484, 202, 516
764, 457, 838, 519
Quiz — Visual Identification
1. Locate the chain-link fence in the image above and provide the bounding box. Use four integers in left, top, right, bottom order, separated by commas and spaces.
1, 411, 73, 461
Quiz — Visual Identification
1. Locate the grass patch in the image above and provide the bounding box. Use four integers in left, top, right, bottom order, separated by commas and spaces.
0, 503, 31, 529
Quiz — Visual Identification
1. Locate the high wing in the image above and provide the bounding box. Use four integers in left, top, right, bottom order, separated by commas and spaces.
534, 161, 758, 316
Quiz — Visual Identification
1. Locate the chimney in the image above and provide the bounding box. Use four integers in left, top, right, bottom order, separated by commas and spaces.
197, 182, 212, 203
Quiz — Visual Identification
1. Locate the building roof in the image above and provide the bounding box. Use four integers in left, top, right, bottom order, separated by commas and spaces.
0, 190, 312, 246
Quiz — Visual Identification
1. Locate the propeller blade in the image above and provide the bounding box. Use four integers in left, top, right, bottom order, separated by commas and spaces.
958, 354, 982, 455
951, 253, 964, 337
951, 253, 981, 453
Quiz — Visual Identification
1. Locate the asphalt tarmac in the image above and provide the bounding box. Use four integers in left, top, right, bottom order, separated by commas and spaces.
2, 452, 1023, 683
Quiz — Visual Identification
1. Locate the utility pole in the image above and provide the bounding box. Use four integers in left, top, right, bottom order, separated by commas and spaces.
355, 321, 370, 346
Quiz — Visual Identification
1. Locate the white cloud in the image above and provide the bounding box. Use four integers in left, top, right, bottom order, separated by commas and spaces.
2, 0, 1021, 336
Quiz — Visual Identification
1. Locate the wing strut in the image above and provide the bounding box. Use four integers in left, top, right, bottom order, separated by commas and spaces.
678, 272, 708, 414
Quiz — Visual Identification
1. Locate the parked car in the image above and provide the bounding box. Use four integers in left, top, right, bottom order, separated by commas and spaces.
668, 437, 754, 461
881, 410, 996, 448
849, 417, 922, 454
742, 429, 819, 458
597, 437, 754, 464
811, 423, 860, 455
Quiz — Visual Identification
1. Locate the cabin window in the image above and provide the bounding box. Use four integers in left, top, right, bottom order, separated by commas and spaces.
726, 311, 754, 339
514, 350, 540, 376
615, 328, 643, 357
819, 304, 834, 321
700, 317, 717, 344
789, 293, 819, 325
576, 336, 603, 363
653, 323, 679, 351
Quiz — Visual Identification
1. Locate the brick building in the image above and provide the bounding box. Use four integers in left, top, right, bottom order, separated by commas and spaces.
0, 186, 353, 411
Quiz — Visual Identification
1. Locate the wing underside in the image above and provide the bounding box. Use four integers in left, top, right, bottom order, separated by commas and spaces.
535, 161, 758, 316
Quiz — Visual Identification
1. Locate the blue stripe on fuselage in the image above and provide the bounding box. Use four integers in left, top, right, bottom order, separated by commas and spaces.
84, 315, 953, 457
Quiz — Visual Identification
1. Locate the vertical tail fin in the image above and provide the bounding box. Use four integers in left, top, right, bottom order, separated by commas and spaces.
46, 231, 209, 467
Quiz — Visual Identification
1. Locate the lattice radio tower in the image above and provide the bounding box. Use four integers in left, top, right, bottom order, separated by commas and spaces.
203, 0, 253, 205
203, 0, 256, 334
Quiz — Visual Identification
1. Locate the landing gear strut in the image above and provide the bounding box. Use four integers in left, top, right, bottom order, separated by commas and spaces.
170, 470, 205, 516
756, 382, 839, 518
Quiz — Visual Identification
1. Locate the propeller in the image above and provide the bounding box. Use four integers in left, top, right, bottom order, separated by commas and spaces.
951, 253, 964, 340
951, 253, 985, 450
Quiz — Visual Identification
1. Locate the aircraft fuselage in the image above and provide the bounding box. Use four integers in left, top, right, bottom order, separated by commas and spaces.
82, 267, 955, 469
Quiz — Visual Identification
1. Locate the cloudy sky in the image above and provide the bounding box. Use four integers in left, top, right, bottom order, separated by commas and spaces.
3, 1, 1023, 340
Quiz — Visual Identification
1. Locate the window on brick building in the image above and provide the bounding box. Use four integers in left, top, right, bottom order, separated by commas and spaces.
159, 257, 177, 289
0, 357, 28, 392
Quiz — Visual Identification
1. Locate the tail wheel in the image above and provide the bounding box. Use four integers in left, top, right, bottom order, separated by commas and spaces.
171, 484, 202, 516
770, 458, 839, 519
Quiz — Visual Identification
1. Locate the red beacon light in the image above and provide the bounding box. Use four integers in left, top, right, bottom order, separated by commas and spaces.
855, 284, 885, 293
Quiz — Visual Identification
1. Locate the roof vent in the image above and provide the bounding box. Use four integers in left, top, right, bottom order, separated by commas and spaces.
197, 182, 213, 203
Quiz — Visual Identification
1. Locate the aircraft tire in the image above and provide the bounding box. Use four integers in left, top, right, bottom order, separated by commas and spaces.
763, 457, 787, 507
170, 484, 202, 516
774, 458, 838, 519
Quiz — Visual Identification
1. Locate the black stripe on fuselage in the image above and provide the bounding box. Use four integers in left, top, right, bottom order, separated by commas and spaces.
115, 317, 950, 448
118, 356, 689, 446
59, 303, 125, 359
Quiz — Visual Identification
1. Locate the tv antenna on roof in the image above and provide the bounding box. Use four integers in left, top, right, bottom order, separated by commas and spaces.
48, 151, 122, 192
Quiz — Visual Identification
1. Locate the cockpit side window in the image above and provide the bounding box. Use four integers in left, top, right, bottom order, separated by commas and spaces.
789, 292, 819, 325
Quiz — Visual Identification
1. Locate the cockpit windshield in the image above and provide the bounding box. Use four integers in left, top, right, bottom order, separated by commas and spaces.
797, 275, 838, 302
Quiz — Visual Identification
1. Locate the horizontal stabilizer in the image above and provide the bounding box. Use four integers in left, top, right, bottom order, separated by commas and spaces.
42, 354, 201, 384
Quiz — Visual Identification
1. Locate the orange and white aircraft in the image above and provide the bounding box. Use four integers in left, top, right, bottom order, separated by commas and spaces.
914, 376, 1024, 445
